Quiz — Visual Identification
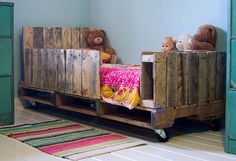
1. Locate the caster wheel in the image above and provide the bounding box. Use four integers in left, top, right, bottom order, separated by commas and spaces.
29, 100, 39, 108
154, 129, 170, 142
210, 119, 221, 131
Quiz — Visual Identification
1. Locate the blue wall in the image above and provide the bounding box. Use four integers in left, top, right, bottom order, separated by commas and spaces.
0, 0, 89, 96
89, 0, 228, 64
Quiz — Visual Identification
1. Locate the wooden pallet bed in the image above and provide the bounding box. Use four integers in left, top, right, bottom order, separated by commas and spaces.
19, 27, 226, 142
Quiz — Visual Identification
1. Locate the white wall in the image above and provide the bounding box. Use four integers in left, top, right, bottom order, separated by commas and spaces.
89, 0, 228, 64
0, 0, 89, 96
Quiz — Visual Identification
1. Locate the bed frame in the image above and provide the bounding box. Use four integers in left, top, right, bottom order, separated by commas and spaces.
19, 27, 226, 142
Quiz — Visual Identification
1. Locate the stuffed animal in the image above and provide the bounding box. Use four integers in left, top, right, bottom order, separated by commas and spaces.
84, 28, 117, 64
173, 33, 192, 51
189, 24, 217, 50
162, 36, 174, 52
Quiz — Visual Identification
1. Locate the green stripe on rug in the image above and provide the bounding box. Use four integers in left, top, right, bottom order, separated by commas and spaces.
25, 129, 109, 148
0, 120, 76, 135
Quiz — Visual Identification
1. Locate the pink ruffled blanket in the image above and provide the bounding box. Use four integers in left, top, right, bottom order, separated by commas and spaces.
100, 64, 140, 109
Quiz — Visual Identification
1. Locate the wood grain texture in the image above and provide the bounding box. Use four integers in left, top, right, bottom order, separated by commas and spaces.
33, 27, 44, 48
65, 49, 74, 94
176, 53, 184, 106
154, 53, 167, 108
57, 49, 66, 92
71, 28, 81, 49
62, 27, 72, 49
23, 27, 33, 49
198, 52, 208, 104
43, 27, 54, 48
81, 50, 100, 99
53, 27, 62, 48
31, 49, 39, 87
38, 49, 47, 89
24, 49, 32, 87
188, 52, 198, 105
47, 49, 58, 91
73, 50, 82, 95
181, 53, 189, 105
208, 51, 217, 101
80, 27, 89, 48
166, 53, 177, 108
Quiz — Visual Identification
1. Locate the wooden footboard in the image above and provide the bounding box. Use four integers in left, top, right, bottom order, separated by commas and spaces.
141, 51, 226, 109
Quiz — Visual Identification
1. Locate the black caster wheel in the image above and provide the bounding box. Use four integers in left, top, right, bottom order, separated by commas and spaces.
29, 100, 39, 108
154, 129, 170, 142
210, 119, 221, 131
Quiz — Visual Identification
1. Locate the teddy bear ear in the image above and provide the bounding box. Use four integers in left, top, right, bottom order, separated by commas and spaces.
100, 29, 107, 36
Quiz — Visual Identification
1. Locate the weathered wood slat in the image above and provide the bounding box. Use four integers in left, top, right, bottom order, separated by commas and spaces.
57, 49, 66, 92
176, 53, 184, 106
53, 27, 62, 48
71, 28, 81, 49
167, 53, 177, 108
188, 52, 198, 104
198, 52, 209, 104
31, 49, 39, 87
80, 27, 89, 48
23, 27, 33, 49
208, 51, 217, 101
24, 49, 32, 87
73, 50, 82, 95
33, 27, 44, 48
65, 49, 74, 94
47, 49, 58, 90
62, 27, 72, 49
216, 52, 226, 100
43, 27, 54, 48
181, 53, 189, 105
81, 50, 100, 99
38, 49, 47, 89
154, 53, 167, 108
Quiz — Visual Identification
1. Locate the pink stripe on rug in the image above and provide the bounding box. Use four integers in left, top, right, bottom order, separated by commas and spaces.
10, 124, 85, 139
39, 134, 127, 154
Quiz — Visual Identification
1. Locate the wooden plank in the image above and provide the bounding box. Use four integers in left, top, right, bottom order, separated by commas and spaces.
62, 27, 71, 49
216, 52, 226, 100
57, 49, 66, 92
73, 50, 82, 95
208, 51, 217, 101
166, 53, 177, 108
37, 49, 47, 89
188, 52, 198, 104
176, 53, 184, 106
65, 49, 74, 94
181, 53, 189, 105
80, 27, 89, 48
154, 53, 167, 108
53, 27, 62, 48
31, 49, 39, 87
81, 50, 100, 99
198, 52, 209, 104
43, 27, 54, 48
47, 49, 58, 90
33, 27, 44, 48
22, 27, 33, 49
24, 49, 32, 87
71, 27, 81, 49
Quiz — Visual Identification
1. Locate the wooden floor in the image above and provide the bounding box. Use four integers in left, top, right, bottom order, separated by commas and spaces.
0, 103, 236, 161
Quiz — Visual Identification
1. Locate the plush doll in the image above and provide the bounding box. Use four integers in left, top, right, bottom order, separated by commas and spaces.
189, 24, 217, 50
173, 33, 192, 51
84, 28, 117, 64
162, 36, 174, 53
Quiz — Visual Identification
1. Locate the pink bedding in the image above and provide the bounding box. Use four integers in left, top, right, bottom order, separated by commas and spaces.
100, 64, 140, 109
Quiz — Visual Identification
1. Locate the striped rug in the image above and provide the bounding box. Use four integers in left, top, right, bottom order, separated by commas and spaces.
0, 120, 145, 160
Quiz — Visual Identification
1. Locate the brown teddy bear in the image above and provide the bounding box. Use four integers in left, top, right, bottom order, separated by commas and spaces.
189, 24, 217, 50
84, 28, 117, 64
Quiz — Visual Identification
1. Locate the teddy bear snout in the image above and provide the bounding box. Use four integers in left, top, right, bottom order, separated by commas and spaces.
94, 37, 103, 44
